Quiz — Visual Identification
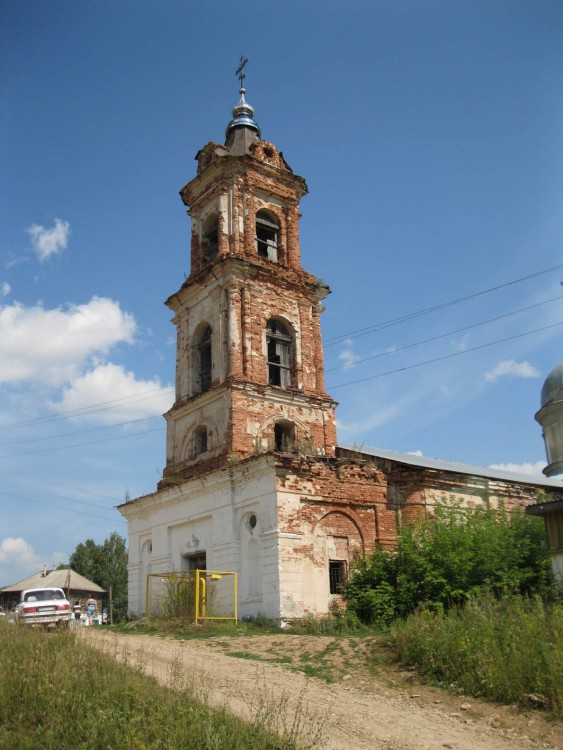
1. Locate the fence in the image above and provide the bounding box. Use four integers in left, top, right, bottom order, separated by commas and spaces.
146, 570, 237, 624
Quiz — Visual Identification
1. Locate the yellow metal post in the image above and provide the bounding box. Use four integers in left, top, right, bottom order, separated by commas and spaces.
200, 573, 206, 620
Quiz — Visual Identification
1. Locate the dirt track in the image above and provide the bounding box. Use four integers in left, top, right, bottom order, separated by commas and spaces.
83, 629, 561, 750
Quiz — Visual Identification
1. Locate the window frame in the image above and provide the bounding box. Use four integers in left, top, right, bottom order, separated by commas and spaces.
266, 318, 292, 388
255, 209, 279, 262
328, 560, 347, 595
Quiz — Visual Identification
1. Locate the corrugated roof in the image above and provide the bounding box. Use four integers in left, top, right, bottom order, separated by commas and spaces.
1, 568, 105, 594
337, 444, 563, 488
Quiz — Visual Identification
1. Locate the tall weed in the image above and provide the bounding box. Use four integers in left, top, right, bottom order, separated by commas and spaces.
392, 593, 563, 717
0, 623, 302, 749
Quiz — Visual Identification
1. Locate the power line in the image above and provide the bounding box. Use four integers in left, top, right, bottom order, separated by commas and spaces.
0, 414, 162, 448
327, 321, 563, 390
326, 295, 563, 373
37, 479, 125, 503
0, 426, 165, 459
325, 263, 563, 347
3, 491, 125, 524
0, 386, 174, 431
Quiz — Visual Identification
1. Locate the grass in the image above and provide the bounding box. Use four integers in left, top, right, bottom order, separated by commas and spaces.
0, 623, 307, 750
113, 616, 280, 639
392, 592, 563, 718
39, 593, 562, 722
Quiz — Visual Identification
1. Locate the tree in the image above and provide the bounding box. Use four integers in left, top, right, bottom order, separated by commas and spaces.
344, 502, 554, 626
69, 532, 128, 622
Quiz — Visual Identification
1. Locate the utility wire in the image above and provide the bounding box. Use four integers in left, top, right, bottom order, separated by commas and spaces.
1, 265, 559, 433
328, 321, 563, 390
4, 491, 125, 524
325, 263, 563, 347
1, 266, 560, 437
2, 321, 560, 453
0, 426, 165, 459
326, 295, 563, 373
0, 386, 174, 431
0, 414, 162, 447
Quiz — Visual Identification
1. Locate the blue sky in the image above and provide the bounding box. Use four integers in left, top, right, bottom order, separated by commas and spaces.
1, 0, 562, 586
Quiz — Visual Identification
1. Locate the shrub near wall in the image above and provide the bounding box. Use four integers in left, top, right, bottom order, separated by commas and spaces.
344, 503, 554, 625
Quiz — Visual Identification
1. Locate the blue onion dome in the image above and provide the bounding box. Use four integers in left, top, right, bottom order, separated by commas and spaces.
226, 88, 261, 139
541, 363, 563, 407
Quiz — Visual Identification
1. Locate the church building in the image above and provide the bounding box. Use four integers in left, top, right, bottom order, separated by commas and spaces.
118, 68, 563, 620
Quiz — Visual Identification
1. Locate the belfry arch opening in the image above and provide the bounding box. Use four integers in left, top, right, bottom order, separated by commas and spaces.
255, 210, 279, 262
274, 421, 295, 451
193, 425, 208, 456
266, 318, 292, 388
202, 214, 219, 263
193, 324, 212, 394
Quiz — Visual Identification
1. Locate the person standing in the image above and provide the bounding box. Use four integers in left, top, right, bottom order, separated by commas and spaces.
73, 600, 82, 628
86, 595, 96, 625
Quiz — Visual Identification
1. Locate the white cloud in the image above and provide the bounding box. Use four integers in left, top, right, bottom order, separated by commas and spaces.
0, 537, 42, 580
337, 404, 399, 434
51, 362, 172, 423
1, 282, 10, 297
485, 359, 540, 383
0, 537, 67, 585
27, 218, 70, 262
338, 339, 361, 369
0, 297, 136, 385
407, 449, 423, 457
489, 460, 546, 478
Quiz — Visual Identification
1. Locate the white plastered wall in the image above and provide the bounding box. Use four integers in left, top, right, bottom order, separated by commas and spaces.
121, 455, 283, 620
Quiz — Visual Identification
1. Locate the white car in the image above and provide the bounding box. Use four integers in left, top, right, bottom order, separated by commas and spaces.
14, 587, 72, 628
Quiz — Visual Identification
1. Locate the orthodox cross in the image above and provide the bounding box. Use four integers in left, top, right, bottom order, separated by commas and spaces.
236, 56, 249, 89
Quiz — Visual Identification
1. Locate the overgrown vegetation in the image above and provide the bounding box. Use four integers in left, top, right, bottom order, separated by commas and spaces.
0, 624, 303, 750
392, 592, 563, 717
344, 502, 554, 625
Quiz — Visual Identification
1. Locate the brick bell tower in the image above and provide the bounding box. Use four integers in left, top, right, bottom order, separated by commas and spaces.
160, 61, 337, 487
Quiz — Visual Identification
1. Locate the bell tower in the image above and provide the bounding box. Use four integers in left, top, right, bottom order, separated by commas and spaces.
160, 61, 337, 486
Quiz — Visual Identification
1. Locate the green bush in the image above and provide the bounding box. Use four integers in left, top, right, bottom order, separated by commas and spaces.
392, 592, 563, 717
344, 501, 554, 625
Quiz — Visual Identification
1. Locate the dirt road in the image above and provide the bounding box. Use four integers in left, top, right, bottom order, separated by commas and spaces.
83, 629, 561, 750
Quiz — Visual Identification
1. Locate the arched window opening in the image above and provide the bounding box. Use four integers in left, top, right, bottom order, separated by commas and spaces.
255, 210, 279, 262
267, 319, 292, 387
274, 421, 295, 451
194, 325, 212, 393
193, 426, 208, 456
202, 214, 219, 263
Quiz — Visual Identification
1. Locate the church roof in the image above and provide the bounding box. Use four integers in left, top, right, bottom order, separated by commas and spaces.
338, 443, 563, 488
